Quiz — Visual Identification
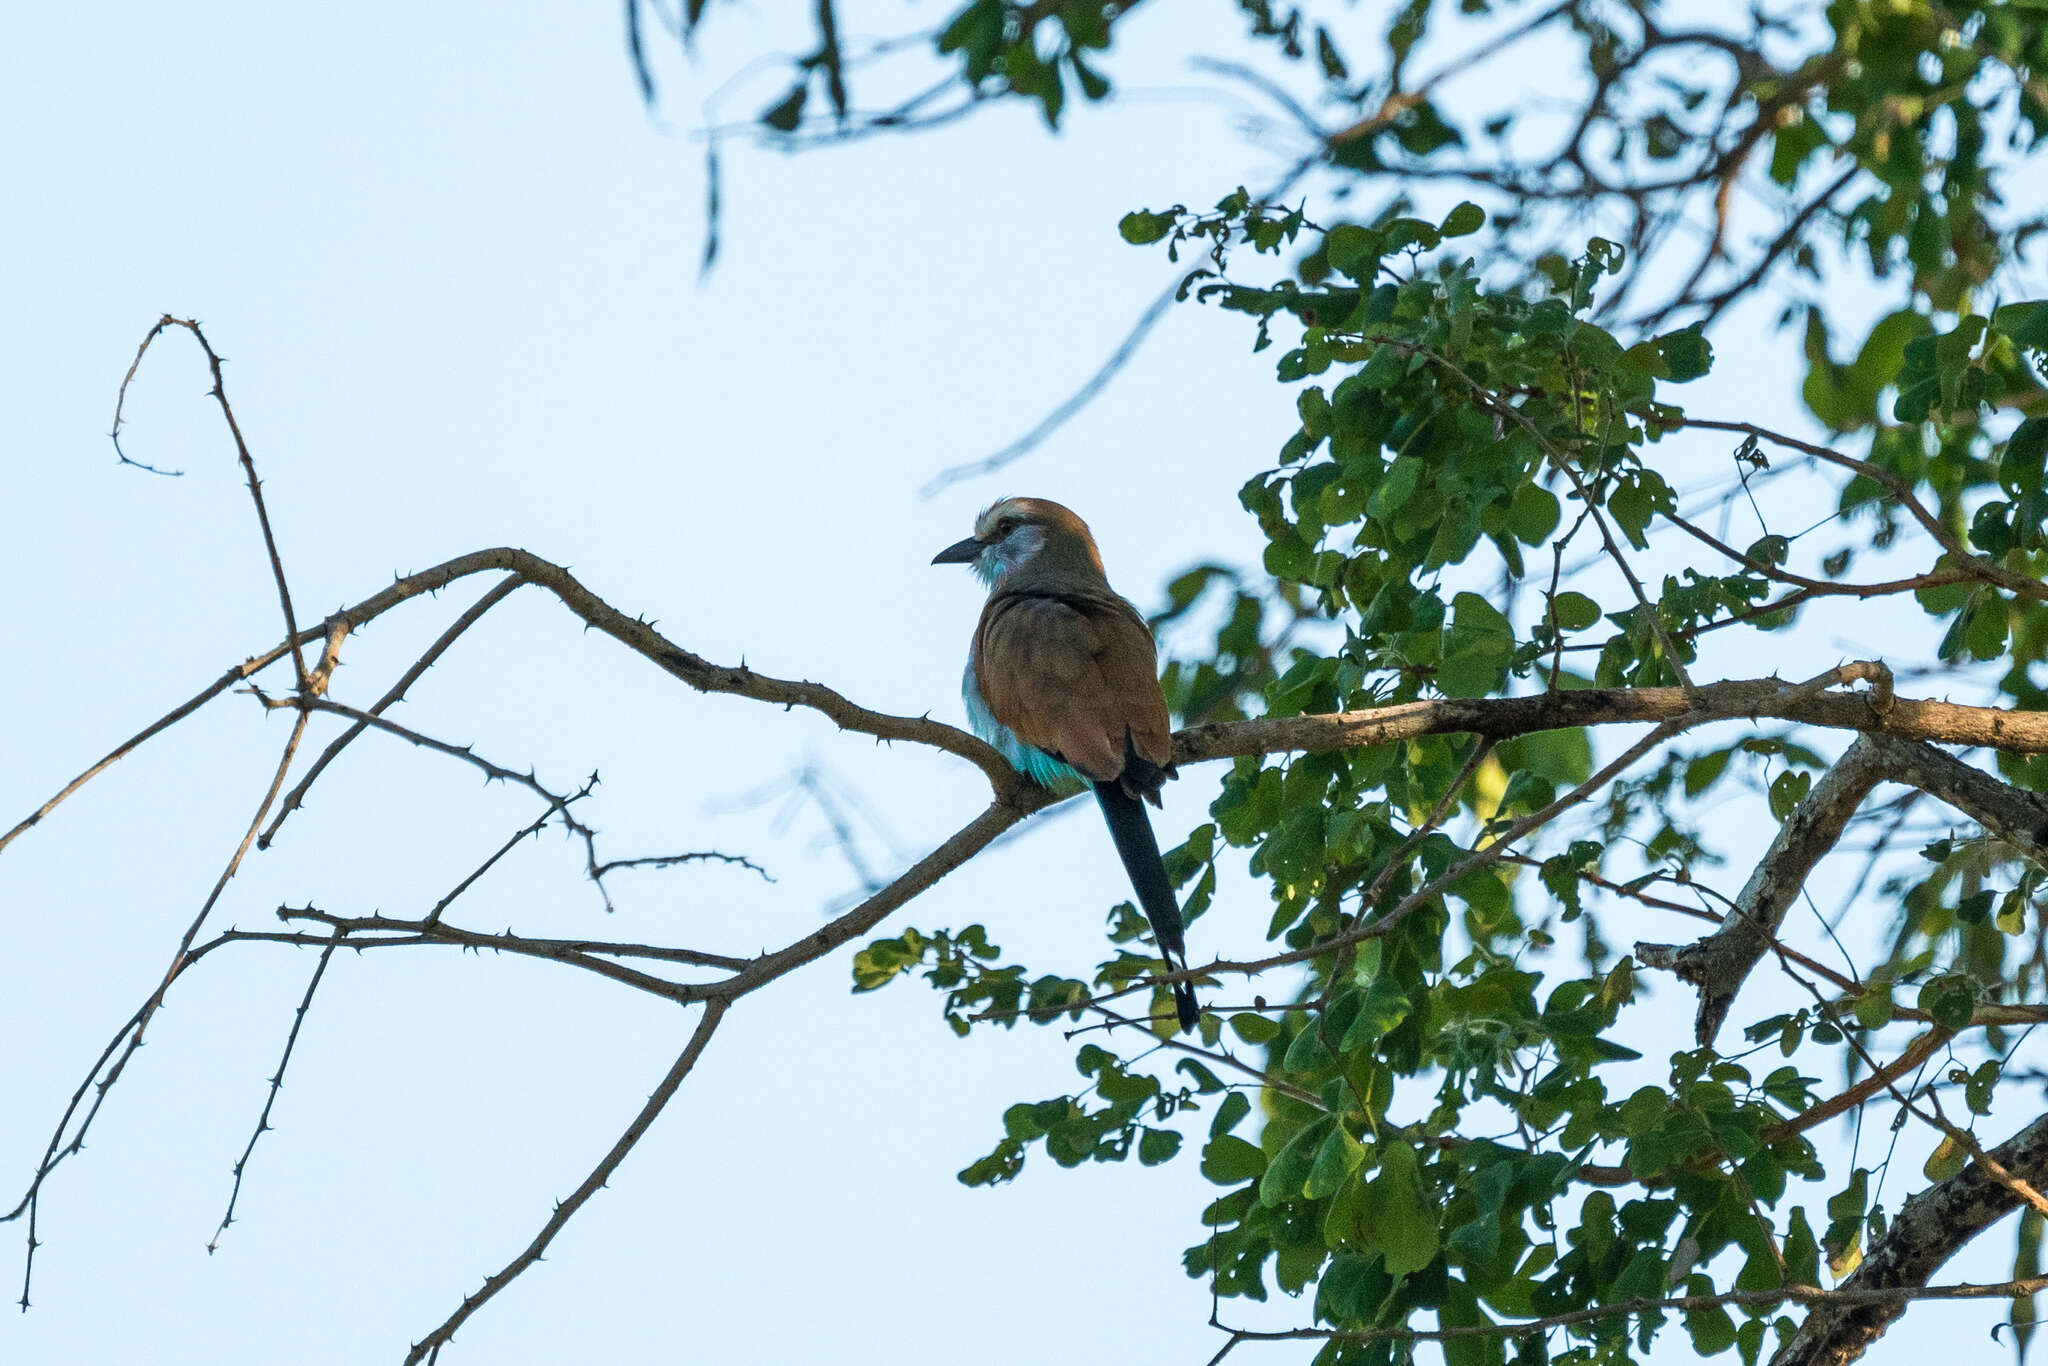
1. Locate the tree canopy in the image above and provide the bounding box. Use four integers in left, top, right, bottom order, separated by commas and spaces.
10, 3, 2048, 1364
681, 2, 2048, 1362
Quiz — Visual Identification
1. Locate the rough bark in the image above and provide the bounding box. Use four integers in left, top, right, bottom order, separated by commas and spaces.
1770, 1113, 2048, 1366
1638, 737, 1888, 1045
1639, 734, 2048, 1046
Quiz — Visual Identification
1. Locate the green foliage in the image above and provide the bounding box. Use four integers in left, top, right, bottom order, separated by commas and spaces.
736, 0, 2048, 1358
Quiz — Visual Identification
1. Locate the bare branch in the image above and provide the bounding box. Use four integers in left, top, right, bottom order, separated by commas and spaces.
261, 575, 527, 849
13, 708, 312, 1307
1671, 418, 2048, 608
208, 930, 341, 1254
115, 316, 310, 686
588, 850, 772, 883
403, 999, 729, 1364
273, 908, 732, 1000
0, 641, 300, 858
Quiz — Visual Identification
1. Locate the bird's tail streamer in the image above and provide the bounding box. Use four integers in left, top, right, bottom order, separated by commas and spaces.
1093, 782, 1201, 1032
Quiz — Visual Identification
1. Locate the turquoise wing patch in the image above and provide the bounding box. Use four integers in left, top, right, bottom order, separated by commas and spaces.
961, 659, 1088, 791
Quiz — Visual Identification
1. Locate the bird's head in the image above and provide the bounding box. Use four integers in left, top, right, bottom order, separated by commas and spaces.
931, 497, 1105, 587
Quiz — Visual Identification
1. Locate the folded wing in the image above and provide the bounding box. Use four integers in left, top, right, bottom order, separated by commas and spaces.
973, 587, 1172, 788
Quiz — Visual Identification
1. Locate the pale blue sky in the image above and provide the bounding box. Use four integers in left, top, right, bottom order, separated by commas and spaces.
2, 4, 2037, 1364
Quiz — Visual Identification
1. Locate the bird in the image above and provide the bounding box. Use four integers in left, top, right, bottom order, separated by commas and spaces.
932, 497, 1201, 1033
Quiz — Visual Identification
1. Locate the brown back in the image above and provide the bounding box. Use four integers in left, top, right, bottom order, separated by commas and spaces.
973, 583, 1171, 784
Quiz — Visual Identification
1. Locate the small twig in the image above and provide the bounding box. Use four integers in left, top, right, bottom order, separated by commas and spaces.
249, 693, 571, 806
1663, 509, 1977, 600
588, 850, 773, 883
208, 930, 342, 1254
114, 317, 309, 686
1786, 966, 2048, 1220
1672, 417, 2048, 607
425, 782, 599, 926
920, 276, 1182, 496
1768, 1029, 1951, 1142
1080, 1004, 1325, 1111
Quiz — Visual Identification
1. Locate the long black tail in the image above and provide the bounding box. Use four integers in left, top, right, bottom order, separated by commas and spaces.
1093, 782, 1200, 1033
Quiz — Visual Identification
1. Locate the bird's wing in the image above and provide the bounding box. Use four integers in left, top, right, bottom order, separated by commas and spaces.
1090, 593, 1173, 773
973, 588, 1168, 784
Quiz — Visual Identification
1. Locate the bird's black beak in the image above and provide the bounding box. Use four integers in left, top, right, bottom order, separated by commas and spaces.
931, 536, 984, 566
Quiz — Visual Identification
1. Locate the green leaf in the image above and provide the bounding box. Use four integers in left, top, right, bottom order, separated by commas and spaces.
1439, 591, 1516, 698
1340, 978, 1414, 1049
1506, 482, 1561, 544
1768, 769, 1812, 820
1260, 1119, 1328, 1205
759, 83, 807, 132
1785, 1207, 1821, 1285
1362, 1140, 1439, 1275
1998, 891, 2028, 936
1894, 334, 1940, 422
1924, 1133, 1969, 1182
1368, 455, 1422, 521
1440, 201, 1486, 238
1919, 973, 1977, 1030
1606, 471, 1674, 550
2017, 1210, 2044, 1364
1770, 113, 1828, 185
1382, 217, 1443, 253
1939, 590, 1984, 661
1995, 300, 2048, 352
1119, 209, 1178, 245
1138, 1127, 1183, 1166
1550, 591, 1601, 632
1231, 1011, 1282, 1046
2005, 417, 2048, 499
1686, 1300, 1739, 1355
1621, 323, 1714, 383
1965, 1059, 2000, 1115
1437, 1281, 1497, 1366
1284, 1022, 1337, 1074
1325, 224, 1382, 280
1202, 1133, 1267, 1185
1305, 1124, 1368, 1199
1070, 50, 1110, 101
1684, 747, 1734, 797
1853, 986, 1893, 1029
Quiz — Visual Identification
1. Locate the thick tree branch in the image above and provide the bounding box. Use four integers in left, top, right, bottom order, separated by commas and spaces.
1637, 736, 1890, 1046
1771, 1113, 2048, 1366
1638, 733, 2048, 1045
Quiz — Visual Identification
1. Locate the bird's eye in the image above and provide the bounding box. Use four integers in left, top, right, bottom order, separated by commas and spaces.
996, 518, 1019, 538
